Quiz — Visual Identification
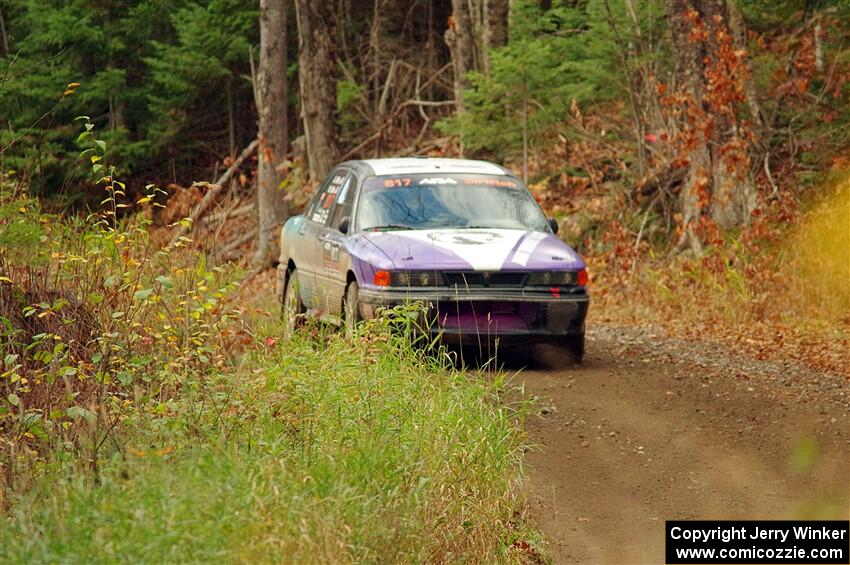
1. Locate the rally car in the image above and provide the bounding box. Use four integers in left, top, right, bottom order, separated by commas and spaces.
276, 158, 589, 360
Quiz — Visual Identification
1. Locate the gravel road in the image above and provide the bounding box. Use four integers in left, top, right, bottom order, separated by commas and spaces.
515, 325, 850, 564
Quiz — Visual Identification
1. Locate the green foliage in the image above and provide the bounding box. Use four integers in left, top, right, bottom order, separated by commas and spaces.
145, 0, 258, 159
739, 0, 849, 30
1, 0, 175, 196
741, 0, 850, 181
438, 0, 630, 159
337, 77, 366, 133
0, 197, 49, 266
0, 0, 259, 201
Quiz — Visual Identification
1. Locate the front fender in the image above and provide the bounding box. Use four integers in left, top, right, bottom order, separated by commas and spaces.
279, 215, 304, 267
346, 233, 395, 288
275, 216, 305, 301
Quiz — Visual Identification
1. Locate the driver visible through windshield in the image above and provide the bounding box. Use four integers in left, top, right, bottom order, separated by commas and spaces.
355, 173, 550, 232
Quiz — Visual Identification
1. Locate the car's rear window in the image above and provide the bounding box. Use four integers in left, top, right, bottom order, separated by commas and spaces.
356, 173, 549, 232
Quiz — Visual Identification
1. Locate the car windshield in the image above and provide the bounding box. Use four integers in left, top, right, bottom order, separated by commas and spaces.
355, 173, 550, 232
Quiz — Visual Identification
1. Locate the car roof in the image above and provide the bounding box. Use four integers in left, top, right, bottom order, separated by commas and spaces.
356, 157, 509, 176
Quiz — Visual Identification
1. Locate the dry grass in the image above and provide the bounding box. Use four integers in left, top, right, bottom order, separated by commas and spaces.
590, 173, 850, 377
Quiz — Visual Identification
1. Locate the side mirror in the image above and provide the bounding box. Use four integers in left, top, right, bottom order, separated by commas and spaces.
547, 217, 559, 235
338, 216, 351, 235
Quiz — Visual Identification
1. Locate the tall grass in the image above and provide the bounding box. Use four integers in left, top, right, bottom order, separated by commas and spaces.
1, 322, 533, 563
784, 172, 850, 321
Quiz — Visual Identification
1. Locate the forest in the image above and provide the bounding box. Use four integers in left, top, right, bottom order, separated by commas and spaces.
1, 0, 849, 562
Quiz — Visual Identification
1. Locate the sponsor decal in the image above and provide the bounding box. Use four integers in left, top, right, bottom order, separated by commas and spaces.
323, 241, 339, 263
311, 207, 329, 224
428, 230, 501, 246
418, 177, 458, 185
375, 175, 519, 189
383, 177, 413, 188
311, 174, 347, 223
465, 178, 519, 188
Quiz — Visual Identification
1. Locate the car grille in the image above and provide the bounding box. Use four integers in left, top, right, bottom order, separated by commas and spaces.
443, 271, 528, 288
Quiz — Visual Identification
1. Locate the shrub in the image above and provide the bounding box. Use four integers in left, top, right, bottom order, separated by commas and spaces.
0, 309, 534, 563
0, 178, 242, 495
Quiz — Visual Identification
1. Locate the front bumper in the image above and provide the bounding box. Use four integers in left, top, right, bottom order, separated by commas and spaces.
357, 287, 589, 346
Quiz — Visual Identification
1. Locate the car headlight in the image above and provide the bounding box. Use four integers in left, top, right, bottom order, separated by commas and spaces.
526, 271, 579, 286
390, 271, 444, 287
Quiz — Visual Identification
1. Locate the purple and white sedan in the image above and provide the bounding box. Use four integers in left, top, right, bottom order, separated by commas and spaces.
276, 158, 589, 360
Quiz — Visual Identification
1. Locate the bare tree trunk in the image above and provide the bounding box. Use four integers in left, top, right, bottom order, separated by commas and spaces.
0, 8, 10, 57
469, 0, 486, 72
295, 0, 339, 182
669, 0, 708, 253
522, 87, 528, 185
254, 0, 289, 268
369, 0, 382, 122
445, 0, 478, 113
604, 0, 650, 176
669, 0, 756, 250
814, 16, 824, 73
481, 0, 509, 74
483, 0, 508, 48
706, 0, 756, 229
711, 155, 756, 229
727, 0, 764, 131
226, 78, 236, 158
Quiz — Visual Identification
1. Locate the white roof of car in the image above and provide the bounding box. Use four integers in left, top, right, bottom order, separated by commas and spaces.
363, 157, 507, 176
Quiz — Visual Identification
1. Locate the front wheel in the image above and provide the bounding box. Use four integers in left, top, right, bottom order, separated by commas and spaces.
343, 280, 362, 339
563, 332, 585, 364
282, 268, 305, 338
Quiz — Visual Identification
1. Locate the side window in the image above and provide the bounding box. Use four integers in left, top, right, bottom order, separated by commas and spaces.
305, 174, 331, 221
308, 169, 348, 226
330, 174, 357, 231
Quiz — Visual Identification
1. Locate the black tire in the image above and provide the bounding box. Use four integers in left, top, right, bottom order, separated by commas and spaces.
343, 280, 362, 338
564, 332, 585, 364
282, 267, 305, 338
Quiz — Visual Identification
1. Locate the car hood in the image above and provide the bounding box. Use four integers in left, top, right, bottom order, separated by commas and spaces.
356, 228, 585, 271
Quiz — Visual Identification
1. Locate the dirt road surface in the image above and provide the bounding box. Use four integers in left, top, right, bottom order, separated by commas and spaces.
516, 325, 850, 564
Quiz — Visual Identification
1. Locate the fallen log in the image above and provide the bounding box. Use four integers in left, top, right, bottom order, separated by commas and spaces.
198, 202, 254, 228
633, 161, 686, 199
167, 139, 258, 248
211, 227, 258, 264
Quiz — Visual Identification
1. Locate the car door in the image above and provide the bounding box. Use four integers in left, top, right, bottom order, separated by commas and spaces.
314, 170, 357, 315
298, 172, 338, 310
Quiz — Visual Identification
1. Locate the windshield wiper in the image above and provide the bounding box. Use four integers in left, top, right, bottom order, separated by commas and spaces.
464, 222, 535, 230
365, 224, 414, 231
